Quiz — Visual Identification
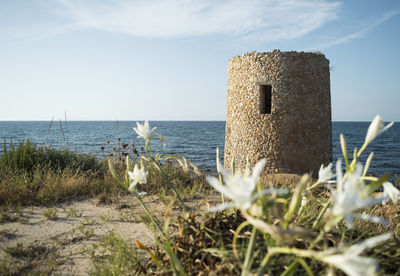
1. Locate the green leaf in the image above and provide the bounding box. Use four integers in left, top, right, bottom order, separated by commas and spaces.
367, 173, 392, 194
283, 174, 309, 229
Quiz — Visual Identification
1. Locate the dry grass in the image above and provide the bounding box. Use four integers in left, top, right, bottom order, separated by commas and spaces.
0, 165, 122, 206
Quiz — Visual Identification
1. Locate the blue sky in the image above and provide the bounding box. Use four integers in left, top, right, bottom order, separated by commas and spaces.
1, 0, 399, 121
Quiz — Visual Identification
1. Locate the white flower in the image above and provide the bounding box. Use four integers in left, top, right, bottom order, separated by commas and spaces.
133, 121, 166, 145
325, 160, 386, 229
207, 158, 267, 212
318, 163, 334, 183
133, 121, 157, 140
364, 115, 394, 147
383, 181, 400, 204
316, 233, 391, 276
127, 164, 148, 191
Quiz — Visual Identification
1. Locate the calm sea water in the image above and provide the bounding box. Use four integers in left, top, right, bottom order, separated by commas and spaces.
0, 121, 399, 178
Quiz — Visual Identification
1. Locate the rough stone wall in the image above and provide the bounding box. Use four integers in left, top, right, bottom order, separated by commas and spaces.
224, 50, 332, 176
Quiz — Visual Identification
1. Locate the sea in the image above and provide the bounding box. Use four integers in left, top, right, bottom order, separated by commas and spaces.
0, 121, 399, 179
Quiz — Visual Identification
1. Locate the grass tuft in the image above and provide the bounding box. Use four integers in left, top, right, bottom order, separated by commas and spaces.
43, 207, 58, 220
1, 242, 60, 275
88, 231, 147, 275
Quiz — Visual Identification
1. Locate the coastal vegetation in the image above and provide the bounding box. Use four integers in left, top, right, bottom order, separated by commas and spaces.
1, 116, 400, 275
0, 140, 206, 206
0, 140, 115, 205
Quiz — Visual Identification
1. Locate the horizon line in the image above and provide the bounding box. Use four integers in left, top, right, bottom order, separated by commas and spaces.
0, 119, 397, 123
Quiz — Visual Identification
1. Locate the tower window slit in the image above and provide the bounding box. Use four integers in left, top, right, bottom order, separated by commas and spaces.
260, 85, 272, 114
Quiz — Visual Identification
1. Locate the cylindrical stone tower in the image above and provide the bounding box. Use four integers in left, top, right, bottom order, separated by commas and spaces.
224, 50, 332, 176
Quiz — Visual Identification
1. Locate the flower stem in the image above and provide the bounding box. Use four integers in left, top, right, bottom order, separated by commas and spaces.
257, 252, 272, 276
133, 191, 186, 275
312, 201, 330, 230
216, 147, 225, 204
132, 191, 167, 240
306, 181, 321, 191
241, 226, 257, 276
153, 161, 188, 212
145, 139, 153, 159
233, 221, 251, 260
357, 142, 368, 157
218, 172, 225, 204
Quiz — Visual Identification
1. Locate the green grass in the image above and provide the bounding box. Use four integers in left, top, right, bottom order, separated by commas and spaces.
1, 140, 103, 174
43, 207, 58, 220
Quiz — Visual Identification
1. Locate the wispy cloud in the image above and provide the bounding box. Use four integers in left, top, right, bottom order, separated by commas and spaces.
0, 2, 79, 42
54, 0, 341, 41
316, 10, 399, 49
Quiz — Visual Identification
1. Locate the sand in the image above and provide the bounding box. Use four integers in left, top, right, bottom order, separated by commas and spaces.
0, 195, 197, 275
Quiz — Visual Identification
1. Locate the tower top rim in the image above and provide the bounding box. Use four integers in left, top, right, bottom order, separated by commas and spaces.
230, 49, 327, 61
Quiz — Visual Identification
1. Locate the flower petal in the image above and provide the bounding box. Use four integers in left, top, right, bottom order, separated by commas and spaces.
252, 159, 267, 179
383, 181, 400, 203
208, 202, 235, 212
353, 213, 388, 227
365, 115, 394, 146
347, 232, 391, 255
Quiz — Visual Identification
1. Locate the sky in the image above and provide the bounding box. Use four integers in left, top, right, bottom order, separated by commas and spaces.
0, 0, 399, 121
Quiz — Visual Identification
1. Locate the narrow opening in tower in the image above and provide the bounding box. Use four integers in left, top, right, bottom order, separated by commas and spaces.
260, 85, 272, 114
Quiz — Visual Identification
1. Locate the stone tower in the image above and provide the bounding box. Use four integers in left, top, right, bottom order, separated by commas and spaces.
224, 50, 332, 175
